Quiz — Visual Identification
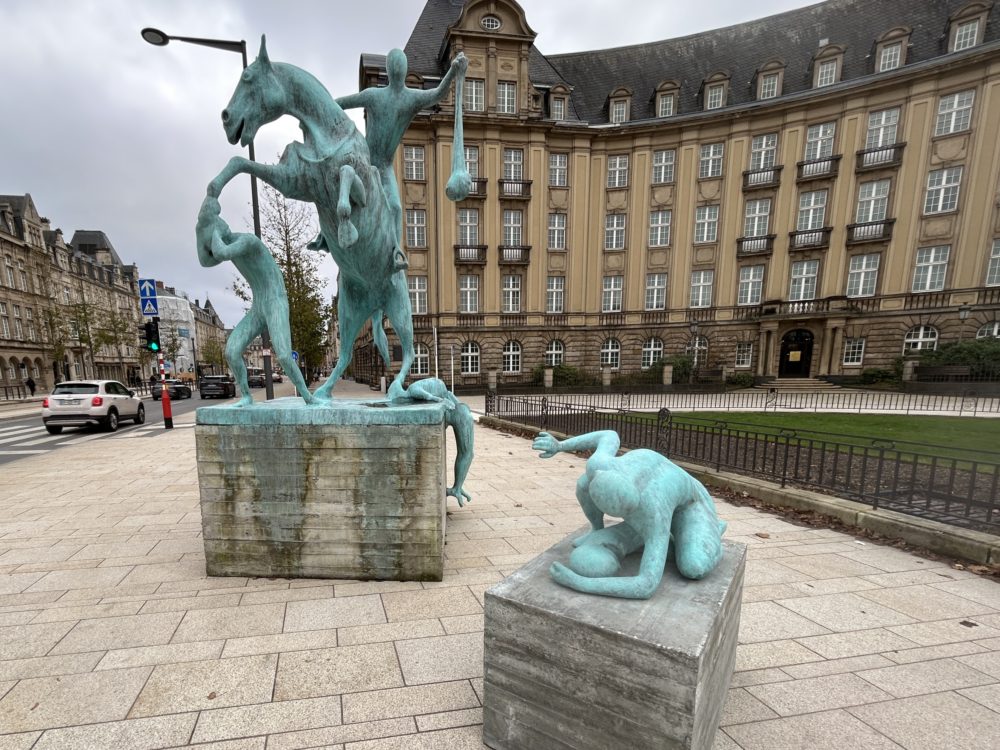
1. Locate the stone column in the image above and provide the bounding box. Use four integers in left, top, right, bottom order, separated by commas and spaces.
817, 329, 833, 376
544, 368, 554, 388
488, 370, 498, 390
755, 329, 768, 376
902, 360, 917, 381
662, 364, 674, 386
829, 326, 845, 376
601, 368, 612, 387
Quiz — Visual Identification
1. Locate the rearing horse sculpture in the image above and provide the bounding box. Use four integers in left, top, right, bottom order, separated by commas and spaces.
207, 37, 468, 400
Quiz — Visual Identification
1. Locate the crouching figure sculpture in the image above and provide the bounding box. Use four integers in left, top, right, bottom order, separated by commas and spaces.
533, 430, 727, 599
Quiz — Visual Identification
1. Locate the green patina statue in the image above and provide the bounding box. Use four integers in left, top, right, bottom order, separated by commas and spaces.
205, 37, 468, 402
404, 378, 474, 506
533, 430, 727, 599
195, 196, 316, 406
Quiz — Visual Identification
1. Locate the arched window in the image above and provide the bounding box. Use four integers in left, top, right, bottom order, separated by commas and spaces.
502, 340, 521, 373
903, 325, 938, 354
413, 342, 430, 376
460, 341, 480, 375
686, 335, 709, 367
545, 340, 565, 367
601, 338, 621, 369
976, 321, 1000, 339
642, 338, 664, 369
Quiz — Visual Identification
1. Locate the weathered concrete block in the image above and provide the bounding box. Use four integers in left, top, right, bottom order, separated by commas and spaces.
195, 397, 447, 581
483, 528, 746, 750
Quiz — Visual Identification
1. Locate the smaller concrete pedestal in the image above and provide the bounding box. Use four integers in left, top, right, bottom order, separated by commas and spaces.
196, 397, 447, 581
483, 528, 746, 750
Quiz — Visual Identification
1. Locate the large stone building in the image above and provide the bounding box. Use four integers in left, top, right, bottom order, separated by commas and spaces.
368, 0, 1000, 386
0, 195, 148, 392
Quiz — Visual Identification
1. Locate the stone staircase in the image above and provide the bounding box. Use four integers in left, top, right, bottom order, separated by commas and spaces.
754, 377, 841, 391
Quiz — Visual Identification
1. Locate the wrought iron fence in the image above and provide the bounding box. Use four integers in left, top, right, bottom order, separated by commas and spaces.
0, 385, 27, 401
485, 394, 1000, 534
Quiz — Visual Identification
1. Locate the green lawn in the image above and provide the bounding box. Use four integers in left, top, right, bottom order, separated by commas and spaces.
660, 412, 1000, 465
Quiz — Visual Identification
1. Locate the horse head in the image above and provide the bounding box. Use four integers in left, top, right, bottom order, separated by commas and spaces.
221, 36, 285, 147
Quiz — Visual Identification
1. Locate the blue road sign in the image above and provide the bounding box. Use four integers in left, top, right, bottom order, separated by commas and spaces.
139, 278, 158, 317
292, 351, 299, 362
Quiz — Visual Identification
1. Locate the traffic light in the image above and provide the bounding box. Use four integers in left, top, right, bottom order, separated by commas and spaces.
144, 318, 161, 353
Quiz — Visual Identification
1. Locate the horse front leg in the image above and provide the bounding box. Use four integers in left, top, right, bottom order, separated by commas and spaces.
383, 274, 415, 401
207, 156, 298, 201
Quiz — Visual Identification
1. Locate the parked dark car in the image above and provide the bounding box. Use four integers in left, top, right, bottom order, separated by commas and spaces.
199, 375, 237, 399
152, 379, 192, 400
247, 367, 265, 388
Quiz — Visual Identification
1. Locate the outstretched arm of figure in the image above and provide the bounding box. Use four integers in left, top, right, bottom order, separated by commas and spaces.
209, 231, 259, 262
195, 197, 225, 268
446, 404, 474, 507
335, 90, 373, 111
550, 528, 668, 599
414, 52, 468, 109
533, 430, 620, 463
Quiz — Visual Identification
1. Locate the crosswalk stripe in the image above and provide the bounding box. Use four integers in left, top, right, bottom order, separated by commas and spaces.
0, 424, 39, 436
0, 429, 47, 445
0, 449, 49, 455
18, 433, 79, 447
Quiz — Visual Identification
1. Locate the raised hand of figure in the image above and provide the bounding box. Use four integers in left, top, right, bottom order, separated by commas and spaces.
447, 486, 472, 507
549, 561, 588, 591
452, 52, 469, 76
533, 432, 561, 459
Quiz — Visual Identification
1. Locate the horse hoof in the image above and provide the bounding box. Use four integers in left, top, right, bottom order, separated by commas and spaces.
338, 222, 358, 248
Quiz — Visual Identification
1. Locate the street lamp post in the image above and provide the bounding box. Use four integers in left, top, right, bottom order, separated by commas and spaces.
141, 27, 274, 400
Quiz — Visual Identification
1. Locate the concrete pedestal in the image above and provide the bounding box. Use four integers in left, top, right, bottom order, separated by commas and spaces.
195, 397, 447, 581
483, 527, 746, 750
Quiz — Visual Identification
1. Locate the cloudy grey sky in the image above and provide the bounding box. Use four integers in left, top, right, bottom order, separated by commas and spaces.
1, 0, 814, 327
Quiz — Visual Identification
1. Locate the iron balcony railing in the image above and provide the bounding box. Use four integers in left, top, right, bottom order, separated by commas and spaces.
454, 244, 487, 264
856, 142, 906, 171
466, 178, 488, 198
847, 219, 895, 244
498, 179, 532, 199
788, 227, 833, 250
498, 245, 531, 264
742, 166, 783, 190
796, 154, 842, 180
737, 234, 776, 255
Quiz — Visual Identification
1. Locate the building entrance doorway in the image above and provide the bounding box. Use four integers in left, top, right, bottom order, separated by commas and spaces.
779, 329, 814, 378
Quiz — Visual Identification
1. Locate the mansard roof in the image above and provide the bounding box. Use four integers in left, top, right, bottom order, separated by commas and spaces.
69, 230, 124, 267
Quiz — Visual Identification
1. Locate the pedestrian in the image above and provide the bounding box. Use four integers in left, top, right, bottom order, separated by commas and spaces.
149, 373, 157, 386
25, 376, 36, 397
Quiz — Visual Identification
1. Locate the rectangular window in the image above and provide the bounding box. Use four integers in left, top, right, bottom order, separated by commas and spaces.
789, 260, 819, 301
657, 93, 675, 117
497, 81, 517, 114
503, 209, 523, 246
804, 122, 835, 161
847, 253, 880, 297
405, 209, 426, 248
403, 145, 425, 180
988, 240, 1000, 286
856, 179, 890, 223
459, 275, 479, 314
694, 205, 719, 243
750, 134, 777, 170
548, 213, 567, 250
602, 275, 623, 313
550, 97, 565, 120
645, 273, 667, 311
935, 90, 975, 135
648, 209, 672, 247
735, 342, 753, 368
690, 270, 714, 308
546, 276, 565, 313
954, 19, 980, 51
610, 100, 627, 123
743, 199, 771, 237
843, 338, 866, 366
549, 153, 568, 186
878, 42, 902, 72
502, 274, 522, 313
816, 59, 838, 87
607, 154, 629, 188
866, 108, 899, 149
502, 148, 523, 181
457, 208, 479, 245
652, 149, 675, 184
912, 246, 950, 292
738, 265, 765, 305
924, 167, 962, 214
604, 213, 626, 250
759, 73, 778, 99
706, 84, 724, 110
464, 79, 485, 112
12, 306, 22, 339
407, 276, 427, 315
464, 146, 479, 178
699, 143, 724, 178
797, 190, 828, 231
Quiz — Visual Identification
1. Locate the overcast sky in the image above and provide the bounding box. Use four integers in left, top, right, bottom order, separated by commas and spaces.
1, 0, 815, 327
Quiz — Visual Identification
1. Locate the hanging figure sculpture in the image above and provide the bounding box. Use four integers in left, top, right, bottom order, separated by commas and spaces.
403, 377, 474, 506
205, 37, 469, 401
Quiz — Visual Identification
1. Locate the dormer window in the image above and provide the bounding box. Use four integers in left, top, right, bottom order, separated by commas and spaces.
481, 15, 502, 32
875, 27, 910, 73
551, 97, 566, 120
611, 100, 627, 123
812, 45, 845, 88
949, 3, 988, 52
706, 84, 725, 110
816, 59, 838, 87
654, 80, 679, 118
878, 42, 902, 71
755, 61, 785, 100
608, 87, 631, 124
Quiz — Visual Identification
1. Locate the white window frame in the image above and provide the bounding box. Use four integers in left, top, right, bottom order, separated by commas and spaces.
464, 146, 479, 178
610, 100, 628, 124
976, 322, 1000, 339
602, 275, 623, 313
816, 59, 838, 87
694, 205, 719, 244
641, 338, 664, 369
652, 149, 675, 184
953, 19, 980, 52
502, 274, 522, 313
550, 96, 566, 121
903, 325, 938, 354
546, 276, 565, 313
804, 122, 835, 161
687, 335, 709, 367
750, 134, 777, 170
843, 338, 866, 366
797, 190, 828, 231
699, 143, 724, 178
460, 341, 480, 374
459, 275, 479, 314
987, 239, 1000, 286
743, 199, 771, 238
758, 73, 779, 100
866, 108, 899, 150
645, 273, 667, 311
856, 179, 890, 223
738, 265, 765, 306
690, 270, 714, 308
648, 210, 671, 247
705, 83, 725, 110
464, 79, 485, 112
413, 342, 430, 376
601, 338, 621, 369
604, 213, 626, 250
789, 259, 819, 301
503, 148, 523, 181
912, 246, 950, 292
502, 209, 523, 247
847, 253, 880, 298
545, 340, 565, 366
457, 208, 479, 245
548, 213, 567, 250
607, 155, 629, 188
549, 153, 568, 186
497, 81, 517, 114
657, 93, 675, 117
935, 90, 975, 136
405, 209, 426, 248
407, 276, 427, 315
403, 145, 425, 181
878, 42, 902, 72
924, 167, 962, 214
735, 342, 753, 369
502, 340, 521, 373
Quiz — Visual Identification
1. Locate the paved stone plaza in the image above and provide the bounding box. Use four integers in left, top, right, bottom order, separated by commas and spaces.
0, 385, 999, 748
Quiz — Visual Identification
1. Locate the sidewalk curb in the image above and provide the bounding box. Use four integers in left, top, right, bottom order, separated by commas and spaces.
479, 414, 1000, 566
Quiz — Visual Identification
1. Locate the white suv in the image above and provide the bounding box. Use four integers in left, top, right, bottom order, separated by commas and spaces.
42, 380, 145, 434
